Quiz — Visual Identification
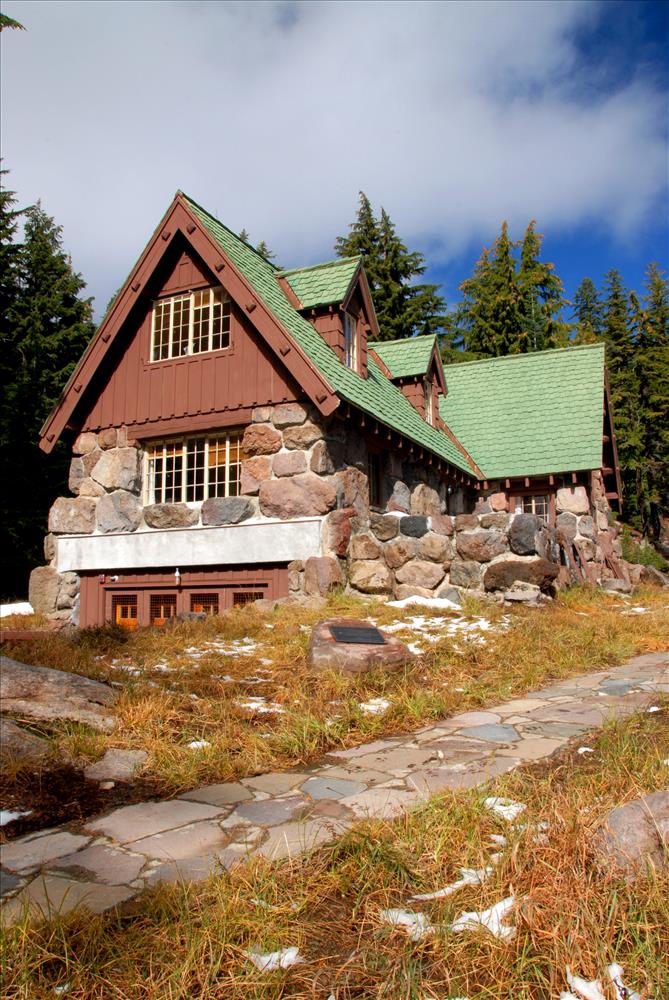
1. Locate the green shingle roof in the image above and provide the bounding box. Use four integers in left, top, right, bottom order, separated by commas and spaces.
369, 334, 437, 378
279, 257, 361, 309
439, 344, 605, 480
184, 194, 474, 475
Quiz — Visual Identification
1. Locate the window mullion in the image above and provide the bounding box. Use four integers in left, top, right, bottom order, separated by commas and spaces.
225, 436, 230, 498
162, 445, 167, 503
188, 292, 194, 356
208, 287, 214, 352
169, 298, 175, 359
182, 441, 187, 503
204, 438, 210, 500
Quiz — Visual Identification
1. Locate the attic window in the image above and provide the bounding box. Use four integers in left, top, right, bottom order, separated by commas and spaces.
344, 312, 358, 371
151, 288, 231, 361
424, 379, 434, 425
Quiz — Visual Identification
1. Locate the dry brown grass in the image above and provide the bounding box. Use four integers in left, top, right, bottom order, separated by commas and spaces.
2, 586, 668, 793
1, 707, 667, 999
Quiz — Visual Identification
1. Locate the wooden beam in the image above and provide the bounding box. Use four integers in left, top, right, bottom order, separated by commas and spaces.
605, 491, 620, 500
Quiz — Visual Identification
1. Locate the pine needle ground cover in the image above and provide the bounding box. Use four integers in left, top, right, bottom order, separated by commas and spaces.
2, 706, 667, 999
1, 587, 667, 799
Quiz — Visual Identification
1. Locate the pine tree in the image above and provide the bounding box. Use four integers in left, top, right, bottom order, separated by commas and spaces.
573, 277, 603, 343
336, 192, 447, 342
601, 269, 642, 527
456, 223, 524, 357
518, 221, 568, 351
630, 264, 669, 536
0, 203, 96, 596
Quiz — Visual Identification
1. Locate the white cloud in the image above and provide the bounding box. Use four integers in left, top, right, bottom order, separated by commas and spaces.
2, 0, 666, 313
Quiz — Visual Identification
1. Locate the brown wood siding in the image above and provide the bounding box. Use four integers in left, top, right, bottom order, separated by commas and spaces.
79, 564, 288, 628
312, 312, 344, 360
400, 379, 425, 417
80, 248, 301, 435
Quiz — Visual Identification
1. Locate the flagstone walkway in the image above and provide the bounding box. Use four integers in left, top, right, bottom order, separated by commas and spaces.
1, 651, 667, 926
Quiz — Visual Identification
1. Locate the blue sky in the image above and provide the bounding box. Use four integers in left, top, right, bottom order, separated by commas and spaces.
2, 0, 667, 322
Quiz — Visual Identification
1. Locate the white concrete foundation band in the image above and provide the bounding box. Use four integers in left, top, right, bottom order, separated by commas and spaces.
55, 518, 323, 573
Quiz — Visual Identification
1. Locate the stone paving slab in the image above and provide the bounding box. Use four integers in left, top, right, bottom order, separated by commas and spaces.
1, 650, 666, 926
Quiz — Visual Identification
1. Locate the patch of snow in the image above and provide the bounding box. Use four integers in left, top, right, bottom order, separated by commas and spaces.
622, 607, 648, 615
662, 758, 669, 766
607, 963, 641, 1000
647, 705, 660, 713
387, 595, 461, 611
244, 946, 303, 971
379, 908, 434, 941
487, 834, 508, 847
53, 985, 70, 995
359, 697, 392, 716
565, 967, 606, 1000
236, 697, 285, 715
0, 601, 33, 618
0, 809, 32, 826
187, 740, 211, 750
577, 747, 594, 754
483, 797, 526, 822
407, 643, 425, 655
449, 895, 516, 941
410, 866, 494, 900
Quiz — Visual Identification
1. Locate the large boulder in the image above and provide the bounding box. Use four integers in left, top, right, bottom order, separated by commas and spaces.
259, 474, 336, 518
97, 491, 143, 533
334, 467, 369, 519
483, 556, 559, 592
283, 422, 323, 449
310, 440, 335, 475
304, 556, 344, 596
399, 516, 429, 538
0, 656, 117, 731
395, 559, 445, 589
556, 511, 578, 542
272, 450, 307, 477
454, 514, 478, 530
348, 560, 393, 594
449, 559, 483, 589
370, 512, 399, 541
322, 508, 355, 557
308, 618, 413, 674
0, 718, 49, 762
29, 566, 61, 614
56, 571, 80, 610
200, 497, 254, 525
508, 514, 543, 556
240, 456, 272, 495
143, 502, 199, 529
241, 423, 282, 456
72, 431, 98, 455
419, 532, 452, 563
456, 529, 506, 562
594, 790, 668, 875
556, 486, 589, 515
349, 533, 381, 560
91, 448, 141, 493
48, 497, 96, 535
410, 484, 441, 517
271, 402, 308, 428
387, 480, 411, 513
429, 513, 454, 536
384, 537, 417, 569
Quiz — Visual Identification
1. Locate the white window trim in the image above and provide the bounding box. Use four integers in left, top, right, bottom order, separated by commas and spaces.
344, 311, 358, 371
151, 287, 231, 361
424, 378, 434, 425
144, 430, 243, 505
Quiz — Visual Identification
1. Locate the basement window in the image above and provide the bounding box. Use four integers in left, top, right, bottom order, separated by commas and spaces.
233, 591, 264, 606
191, 593, 219, 615
112, 594, 138, 630
150, 594, 177, 625
514, 494, 550, 522
146, 431, 245, 504
151, 287, 231, 361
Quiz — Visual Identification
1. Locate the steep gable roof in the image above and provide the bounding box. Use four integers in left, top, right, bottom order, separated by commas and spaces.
279, 257, 361, 309
369, 334, 437, 379
439, 343, 606, 480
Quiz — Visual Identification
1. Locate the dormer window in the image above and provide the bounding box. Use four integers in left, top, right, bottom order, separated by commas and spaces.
424, 378, 434, 425
151, 288, 231, 361
344, 311, 358, 371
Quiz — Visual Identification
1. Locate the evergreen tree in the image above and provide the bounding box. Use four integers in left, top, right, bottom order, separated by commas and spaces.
336, 192, 447, 342
456, 223, 524, 357
255, 240, 276, 263
238, 228, 250, 244
573, 277, 603, 343
518, 221, 568, 350
630, 264, 669, 535
601, 269, 642, 527
0, 202, 95, 596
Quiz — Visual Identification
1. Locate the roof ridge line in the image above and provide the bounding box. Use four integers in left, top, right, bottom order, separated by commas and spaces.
278, 255, 362, 277
369, 333, 437, 348
443, 342, 605, 371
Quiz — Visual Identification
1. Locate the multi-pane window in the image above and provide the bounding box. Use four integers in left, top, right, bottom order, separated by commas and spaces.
344, 311, 358, 370
150, 594, 177, 626
151, 288, 231, 361
146, 432, 245, 504
112, 595, 138, 630
233, 591, 264, 606
515, 494, 550, 522
191, 593, 219, 615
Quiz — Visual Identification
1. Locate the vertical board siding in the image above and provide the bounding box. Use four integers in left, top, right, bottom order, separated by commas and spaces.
80, 248, 301, 435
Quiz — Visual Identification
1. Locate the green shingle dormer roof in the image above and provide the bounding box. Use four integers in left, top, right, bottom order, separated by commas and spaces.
184, 194, 475, 475
278, 257, 362, 309
440, 343, 606, 480
369, 334, 438, 379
